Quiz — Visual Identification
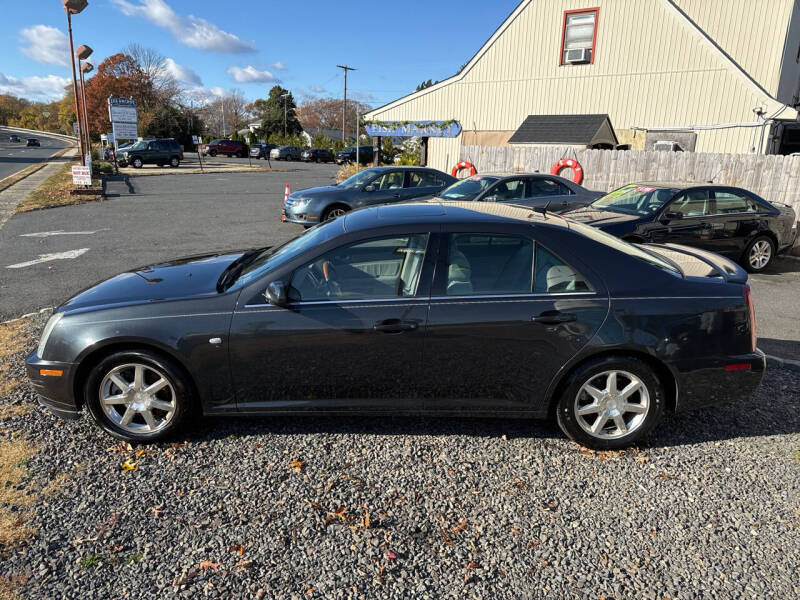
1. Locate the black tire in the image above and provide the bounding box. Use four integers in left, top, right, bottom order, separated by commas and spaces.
209, 150, 217, 157
132, 157, 143, 169
742, 235, 775, 273
169, 157, 180, 168
555, 356, 665, 450
321, 204, 350, 221
84, 349, 196, 443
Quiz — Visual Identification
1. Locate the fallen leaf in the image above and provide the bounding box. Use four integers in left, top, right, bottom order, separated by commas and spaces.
230, 545, 245, 555
466, 561, 481, 570
386, 549, 397, 560
173, 568, 200, 586
363, 505, 370, 529
289, 458, 305, 472
527, 540, 540, 548
307, 500, 322, 511
305, 587, 313, 595
121, 459, 138, 472
199, 560, 221, 572
635, 456, 650, 464
235, 560, 254, 569
451, 519, 468, 535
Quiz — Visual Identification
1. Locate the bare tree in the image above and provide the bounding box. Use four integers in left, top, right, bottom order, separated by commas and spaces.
124, 43, 180, 102
196, 89, 251, 137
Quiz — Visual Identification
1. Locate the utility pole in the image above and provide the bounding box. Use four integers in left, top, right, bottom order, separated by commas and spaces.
337, 64, 356, 146
281, 92, 290, 137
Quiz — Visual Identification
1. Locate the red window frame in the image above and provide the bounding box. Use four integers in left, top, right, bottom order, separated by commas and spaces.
559, 7, 599, 65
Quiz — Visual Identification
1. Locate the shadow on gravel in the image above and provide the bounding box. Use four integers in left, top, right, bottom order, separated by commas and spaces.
758, 337, 800, 361
174, 365, 799, 449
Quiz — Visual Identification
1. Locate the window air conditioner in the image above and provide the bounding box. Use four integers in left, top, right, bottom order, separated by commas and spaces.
565, 48, 590, 64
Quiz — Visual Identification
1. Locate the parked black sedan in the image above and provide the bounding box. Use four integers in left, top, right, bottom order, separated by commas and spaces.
301, 148, 334, 163
282, 166, 456, 225
28, 201, 764, 449
563, 183, 798, 272
435, 172, 602, 212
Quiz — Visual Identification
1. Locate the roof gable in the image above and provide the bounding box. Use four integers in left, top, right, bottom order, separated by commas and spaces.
508, 114, 619, 146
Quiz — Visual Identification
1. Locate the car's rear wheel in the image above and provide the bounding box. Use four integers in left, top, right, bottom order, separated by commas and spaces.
743, 235, 775, 273
132, 157, 143, 169
322, 205, 349, 221
169, 157, 180, 168
555, 356, 664, 449
209, 150, 217, 157
85, 350, 195, 443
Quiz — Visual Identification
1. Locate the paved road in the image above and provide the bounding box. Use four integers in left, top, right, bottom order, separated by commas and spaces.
0, 127, 71, 181
0, 164, 798, 361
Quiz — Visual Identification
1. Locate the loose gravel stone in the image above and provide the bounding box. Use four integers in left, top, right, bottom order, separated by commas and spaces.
0, 313, 798, 599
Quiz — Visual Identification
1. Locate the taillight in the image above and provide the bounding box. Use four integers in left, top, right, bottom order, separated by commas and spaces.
744, 284, 756, 352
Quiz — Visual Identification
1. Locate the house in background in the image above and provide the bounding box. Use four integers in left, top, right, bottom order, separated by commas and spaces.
364, 0, 800, 173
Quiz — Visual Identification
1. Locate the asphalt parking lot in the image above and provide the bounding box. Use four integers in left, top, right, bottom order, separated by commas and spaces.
0, 164, 798, 362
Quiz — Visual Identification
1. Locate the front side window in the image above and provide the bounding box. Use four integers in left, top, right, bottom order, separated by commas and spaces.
339, 168, 381, 190
529, 178, 573, 197
669, 190, 711, 217
372, 171, 404, 190
445, 234, 533, 295
488, 178, 526, 201
289, 234, 429, 301
561, 9, 598, 64
713, 191, 758, 214
534, 245, 592, 293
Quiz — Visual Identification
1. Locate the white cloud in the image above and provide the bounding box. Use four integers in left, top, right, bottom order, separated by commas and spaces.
19, 25, 69, 67
269, 61, 287, 70
111, 0, 254, 53
227, 65, 276, 83
164, 58, 202, 87
0, 72, 71, 101
309, 85, 326, 93
351, 91, 375, 102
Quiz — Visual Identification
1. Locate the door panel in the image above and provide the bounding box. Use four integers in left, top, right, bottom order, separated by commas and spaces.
651, 189, 713, 247
706, 190, 762, 257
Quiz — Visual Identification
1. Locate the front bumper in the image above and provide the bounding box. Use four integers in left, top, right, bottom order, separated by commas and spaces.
672, 350, 766, 412
281, 203, 320, 225
25, 352, 80, 420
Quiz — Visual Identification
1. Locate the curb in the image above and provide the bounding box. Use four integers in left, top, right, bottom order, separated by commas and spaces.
765, 354, 800, 373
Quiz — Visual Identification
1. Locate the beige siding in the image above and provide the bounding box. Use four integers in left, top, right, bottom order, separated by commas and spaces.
673, 0, 796, 100
367, 0, 796, 172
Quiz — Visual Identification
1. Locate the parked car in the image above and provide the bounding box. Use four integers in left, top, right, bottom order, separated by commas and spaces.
26, 201, 765, 448
249, 143, 277, 159
282, 166, 456, 225
9, 134, 21, 142
200, 139, 248, 158
301, 148, 334, 163
117, 138, 183, 168
562, 183, 798, 272
435, 173, 602, 212
270, 146, 303, 161
26, 138, 40, 147
335, 145, 374, 165
103, 146, 115, 161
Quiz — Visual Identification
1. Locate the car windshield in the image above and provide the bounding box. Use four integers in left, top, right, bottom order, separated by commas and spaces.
235, 219, 344, 287
438, 176, 500, 200
338, 168, 381, 190
592, 184, 678, 215
567, 219, 682, 276
129, 141, 148, 150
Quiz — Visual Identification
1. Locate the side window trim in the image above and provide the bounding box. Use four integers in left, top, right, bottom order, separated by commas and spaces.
534, 242, 595, 295
709, 189, 759, 216
667, 188, 712, 218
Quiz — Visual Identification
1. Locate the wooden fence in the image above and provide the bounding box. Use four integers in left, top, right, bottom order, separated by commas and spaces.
459, 145, 800, 216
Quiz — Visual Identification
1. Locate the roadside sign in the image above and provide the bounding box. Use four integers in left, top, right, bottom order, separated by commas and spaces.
72, 165, 91, 186
112, 121, 138, 140
100, 133, 107, 141
192, 135, 200, 144
73, 122, 79, 136
109, 105, 138, 123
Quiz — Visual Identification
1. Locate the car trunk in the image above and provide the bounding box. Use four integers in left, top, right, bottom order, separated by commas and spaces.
641, 243, 747, 283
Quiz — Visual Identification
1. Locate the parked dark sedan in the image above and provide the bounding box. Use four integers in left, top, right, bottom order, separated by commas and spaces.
28, 202, 764, 449
282, 166, 456, 225
249, 143, 277, 159
335, 145, 374, 165
26, 138, 40, 147
435, 172, 602, 212
563, 183, 798, 272
301, 148, 334, 163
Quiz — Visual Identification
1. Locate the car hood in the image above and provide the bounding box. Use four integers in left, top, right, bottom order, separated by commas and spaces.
59, 250, 247, 313
290, 186, 346, 200
562, 206, 645, 226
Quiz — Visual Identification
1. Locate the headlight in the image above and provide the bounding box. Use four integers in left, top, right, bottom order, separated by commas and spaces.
37, 312, 64, 358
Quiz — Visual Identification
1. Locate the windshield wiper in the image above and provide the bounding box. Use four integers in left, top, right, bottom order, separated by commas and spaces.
215, 248, 267, 292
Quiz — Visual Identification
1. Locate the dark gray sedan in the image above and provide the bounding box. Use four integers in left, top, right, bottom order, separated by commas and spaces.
282, 166, 456, 225
436, 172, 602, 212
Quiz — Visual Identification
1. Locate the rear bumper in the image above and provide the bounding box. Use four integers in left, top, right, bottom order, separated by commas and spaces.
25, 352, 80, 420
672, 350, 766, 412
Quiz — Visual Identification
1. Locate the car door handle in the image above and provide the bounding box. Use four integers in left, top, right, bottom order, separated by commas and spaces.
531, 311, 576, 325
374, 319, 418, 333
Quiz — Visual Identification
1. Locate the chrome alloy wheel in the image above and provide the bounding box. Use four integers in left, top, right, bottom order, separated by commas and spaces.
99, 363, 176, 434
574, 370, 650, 440
748, 240, 772, 270
327, 207, 347, 220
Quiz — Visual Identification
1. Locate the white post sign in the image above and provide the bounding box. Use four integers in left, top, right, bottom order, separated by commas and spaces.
72, 165, 91, 185
108, 97, 138, 141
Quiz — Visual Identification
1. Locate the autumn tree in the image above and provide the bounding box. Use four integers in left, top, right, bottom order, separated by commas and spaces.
296, 96, 372, 138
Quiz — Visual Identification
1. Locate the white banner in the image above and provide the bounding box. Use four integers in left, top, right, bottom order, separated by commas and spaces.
72, 165, 91, 186
109, 105, 138, 123
112, 121, 138, 140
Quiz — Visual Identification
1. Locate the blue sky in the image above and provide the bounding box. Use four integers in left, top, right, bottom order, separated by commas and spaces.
0, 0, 520, 107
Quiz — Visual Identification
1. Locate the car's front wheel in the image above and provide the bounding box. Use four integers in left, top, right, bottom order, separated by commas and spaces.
209, 150, 217, 157
85, 350, 195, 443
555, 356, 665, 449
169, 157, 180, 168
322, 205, 349, 221
743, 235, 775, 273
132, 157, 143, 169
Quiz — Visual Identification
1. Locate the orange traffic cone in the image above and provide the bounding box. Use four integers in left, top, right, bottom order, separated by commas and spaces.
284, 182, 290, 205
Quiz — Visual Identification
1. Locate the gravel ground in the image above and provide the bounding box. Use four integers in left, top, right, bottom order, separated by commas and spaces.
1, 314, 799, 599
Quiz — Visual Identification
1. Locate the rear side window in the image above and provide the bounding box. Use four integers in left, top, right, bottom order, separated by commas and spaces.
534, 245, 592, 293
408, 171, 443, 187
714, 191, 758, 214
445, 234, 533, 295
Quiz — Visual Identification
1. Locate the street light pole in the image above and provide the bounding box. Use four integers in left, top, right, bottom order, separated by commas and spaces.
63, 1, 89, 165
76, 45, 93, 160
280, 93, 290, 138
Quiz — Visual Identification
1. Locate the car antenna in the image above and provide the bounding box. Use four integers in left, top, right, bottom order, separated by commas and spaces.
707, 168, 722, 184
535, 201, 552, 218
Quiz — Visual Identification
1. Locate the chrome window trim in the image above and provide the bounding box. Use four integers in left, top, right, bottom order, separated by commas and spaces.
244, 297, 427, 309
430, 292, 597, 301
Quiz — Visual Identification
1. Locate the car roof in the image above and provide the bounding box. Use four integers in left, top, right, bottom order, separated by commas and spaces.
623, 181, 746, 190
343, 200, 571, 232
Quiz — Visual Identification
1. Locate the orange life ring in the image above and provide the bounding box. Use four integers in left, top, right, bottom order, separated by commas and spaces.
550, 158, 583, 185
451, 161, 477, 178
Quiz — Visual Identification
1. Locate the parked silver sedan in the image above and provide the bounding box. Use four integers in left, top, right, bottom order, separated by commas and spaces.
436, 173, 602, 213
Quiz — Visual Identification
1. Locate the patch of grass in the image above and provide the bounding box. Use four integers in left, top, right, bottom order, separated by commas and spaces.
125, 552, 143, 565
80, 553, 101, 569
0, 576, 24, 600
0, 404, 31, 421
0, 318, 35, 399
793, 450, 800, 461
15, 162, 103, 213
0, 437, 38, 549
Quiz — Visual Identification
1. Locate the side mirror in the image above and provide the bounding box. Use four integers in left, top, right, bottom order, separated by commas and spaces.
364, 184, 376, 192
265, 280, 288, 307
